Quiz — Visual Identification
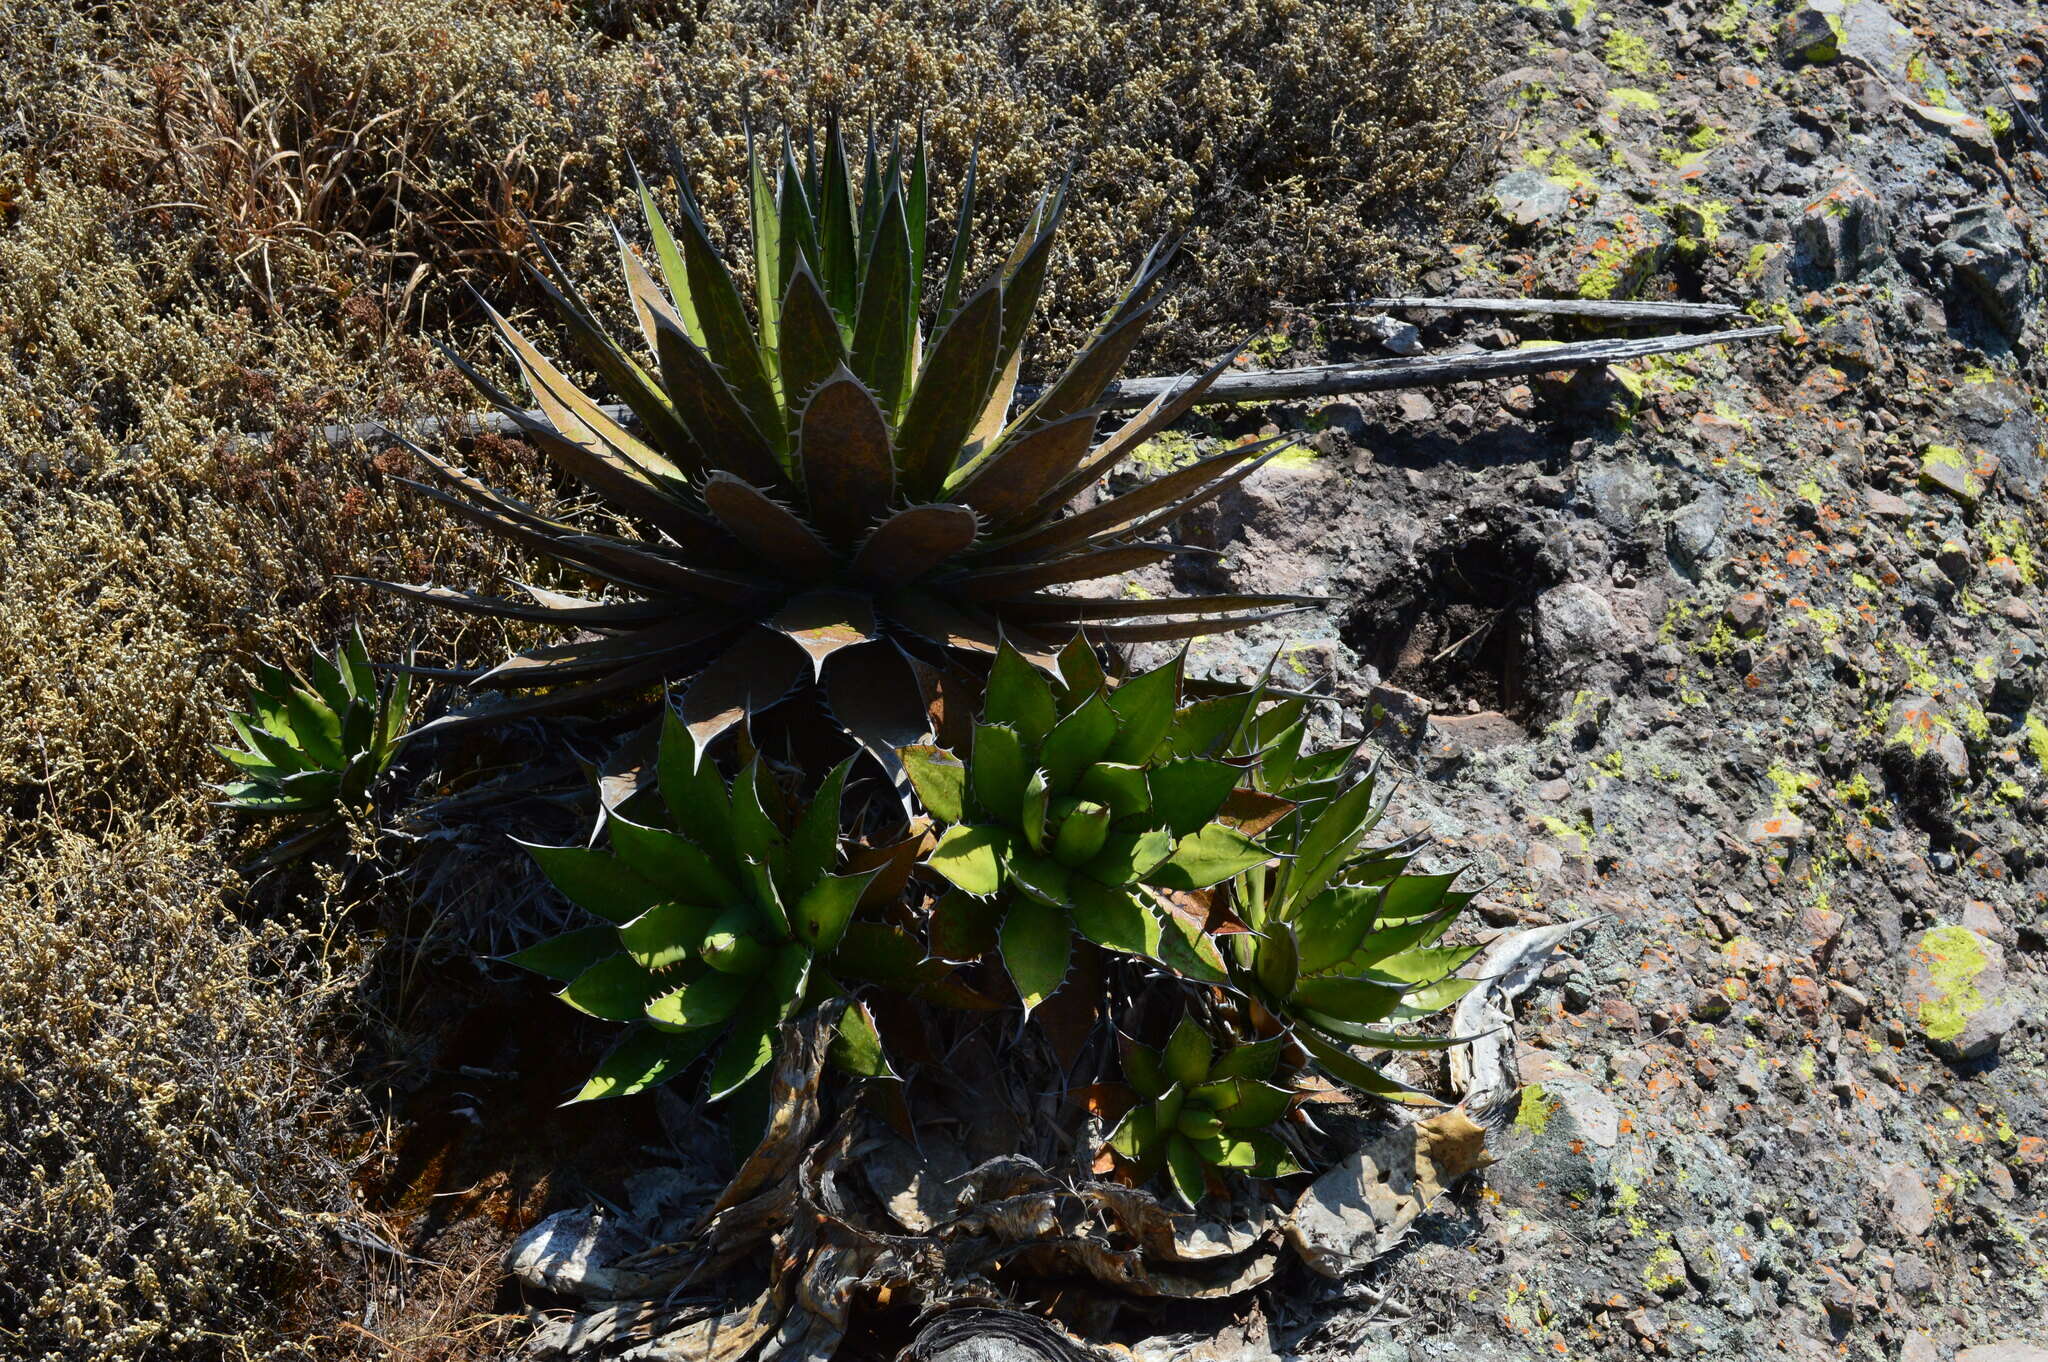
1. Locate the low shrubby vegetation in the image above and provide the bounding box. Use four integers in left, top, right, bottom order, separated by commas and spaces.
0, 2, 1494, 1357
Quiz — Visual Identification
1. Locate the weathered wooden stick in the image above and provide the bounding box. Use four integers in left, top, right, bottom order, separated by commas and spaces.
1347, 296, 1747, 321
169, 324, 1778, 455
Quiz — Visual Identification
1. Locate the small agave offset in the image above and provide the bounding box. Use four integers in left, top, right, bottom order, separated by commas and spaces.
214, 627, 411, 866
363, 121, 1309, 774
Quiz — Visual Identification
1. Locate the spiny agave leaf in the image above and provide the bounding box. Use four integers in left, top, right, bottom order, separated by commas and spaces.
1000, 895, 1072, 1017
1254, 921, 1300, 1001
647, 969, 752, 1032
850, 184, 916, 418
663, 187, 786, 452
1294, 1028, 1443, 1107
1074, 762, 1149, 823
1155, 894, 1230, 983
617, 901, 719, 970
213, 744, 279, 776
1058, 632, 1107, 696
1005, 850, 1072, 907
707, 999, 785, 1101
1086, 609, 1319, 646
1071, 879, 1163, 959
1152, 824, 1272, 891
1303, 1013, 1478, 1051
280, 688, 344, 769
491, 377, 714, 536
858, 130, 888, 257
779, 262, 849, 417
899, 745, 967, 824
569, 1025, 716, 1103
552, 533, 773, 606
821, 642, 935, 786
829, 998, 895, 1080
795, 371, 895, 549
793, 869, 877, 953
851, 504, 980, 589
1148, 758, 1244, 839
657, 709, 735, 867
1292, 885, 1384, 976
1163, 1015, 1212, 1085
701, 472, 836, 581
560, 954, 668, 1022
613, 220, 689, 363
818, 115, 859, 332
785, 756, 855, 893
1005, 592, 1323, 624
1377, 871, 1464, 924
470, 616, 726, 690
928, 824, 1008, 897
480, 293, 696, 482
631, 158, 704, 347
933, 146, 977, 326
213, 784, 324, 815
984, 640, 1058, 745
776, 134, 822, 304
951, 545, 1185, 601
948, 409, 1103, 528
1105, 652, 1183, 763
1291, 975, 1404, 1024
651, 312, 784, 488
1019, 769, 1051, 852
407, 651, 684, 735
987, 441, 1285, 563
1050, 800, 1110, 867
895, 283, 1003, 500
1165, 1132, 1208, 1208
1387, 975, 1480, 1022
998, 291, 1163, 445
970, 721, 1028, 826
341, 628, 375, 702
1208, 1035, 1286, 1082
1040, 347, 1245, 515
747, 129, 783, 396
768, 591, 877, 679
905, 121, 930, 305
1367, 942, 1485, 988
1040, 692, 1118, 793
993, 191, 1062, 380
519, 840, 668, 923
1280, 775, 1389, 917
678, 626, 812, 751
605, 812, 743, 905
884, 590, 1041, 664
1083, 828, 1175, 885
350, 580, 670, 628
929, 888, 1001, 962
1323, 899, 1464, 980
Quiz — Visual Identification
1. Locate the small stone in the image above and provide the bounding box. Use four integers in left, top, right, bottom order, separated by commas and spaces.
1795, 171, 1886, 282
1723, 590, 1771, 636
1880, 1163, 1935, 1238
1920, 444, 1989, 506
1779, 0, 1845, 61
1939, 204, 2036, 340
1893, 1252, 1936, 1294
1864, 488, 1917, 519
1902, 924, 2026, 1060
1318, 400, 1367, 437
1361, 313, 1424, 356
1502, 383, 1538, 417
1957, 1344, 2048, 1362
1395, 391, 1436, 423
1746, 812, 1809, 842
1884, 695, 1970, 784
1903, 99, 1999, 161
1492, 169, 1576, 229
1899, 1335, 1940, 1362
507, 1206, 668, 1301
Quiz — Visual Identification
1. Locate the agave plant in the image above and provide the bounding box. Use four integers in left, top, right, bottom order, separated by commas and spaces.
215, 627, 411, 865
505, 712, 884, 1102
1107, 1015, 1302, 1206
1228, 757, 1482, 1104
902, 639, 1276, 1014
363, 122, 1308, 773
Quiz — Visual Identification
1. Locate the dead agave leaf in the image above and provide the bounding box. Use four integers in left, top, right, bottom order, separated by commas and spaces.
1285, 1107, 1488, 1277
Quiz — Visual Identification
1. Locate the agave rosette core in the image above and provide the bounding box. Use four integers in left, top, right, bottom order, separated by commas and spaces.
367, 122, 1311, 771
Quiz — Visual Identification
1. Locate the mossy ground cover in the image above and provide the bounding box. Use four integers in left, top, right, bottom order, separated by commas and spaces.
0, 2, 1495, 1357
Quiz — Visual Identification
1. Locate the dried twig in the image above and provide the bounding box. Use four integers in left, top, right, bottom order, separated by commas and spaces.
1343, 296, 1746, 322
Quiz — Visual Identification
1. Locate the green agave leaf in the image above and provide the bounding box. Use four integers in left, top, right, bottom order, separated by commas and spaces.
658, 709, 735, 862
1121, 1036, 1167, 1099
1041, 693, 1118, 793
1301, 1013, 1475, 1050
1290, 974, 1404, 1024
1195, 1078, 1295, 1130
1292, 884, 1383, 976
1163, 1015, 1212, 1085
1104, 654, 1183, 765
818, 116, 859, 333
280, 687, 344, 770
1366, 942, 1486, 988
605, 814, 743, 907
1192, 1129, 1302, 1177
933, 146, 977, 326
1388, 975, 1480, 1022
1325, 898, 1465, 978
618, 901, 719, 970
896, 282, 1002, 499
779, 262, 849, 418
1254, 921, 1300, 1001
748, 130, 783, 397
632, 160, 704, 347
1278, 772, 1385, 917
502, 925, 621, 982
1020, 769, 1052, 854
1070, 879, 1163, 959
560, 954, 668, 1021
1057, 632, 1107, 696
984, 640, 1058, 745
1295, 1027, 1443, 1107
1050, 800, 1110, 867
970, 721, 1028, 826
707, 996, 780, 1102
1083, 828, 1175, 885
645, 969, 752, 1032
569, 1024, 716, 1103
1005, 851, 1073, 908
928, 824, 1009, 897
785, 757, 855, 895
1165, 1132, 1207, 1208
899, 745, 968, 825
829, 999, 895, 1080
665, 189, 785, 454
849, 186, 915, 419
1151, 824, 1271, 891
1075, 763, 1150, 824
929, 888, 1001, 962
999, 896, 1072, 1016
793, 869, 877, 953
1155, 900, 1229, 983
1377, 871, 1463, 925
519, 841, 668, 924
1207, 1035, 1286, 1082
1109, 1102, 1159, 1162
1147, 758, 1244, 840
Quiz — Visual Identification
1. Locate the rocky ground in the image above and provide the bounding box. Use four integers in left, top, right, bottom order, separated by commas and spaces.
1123, 1, 2048, 1357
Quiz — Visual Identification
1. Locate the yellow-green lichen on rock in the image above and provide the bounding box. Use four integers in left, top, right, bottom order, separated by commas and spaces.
1907, 926, 1990, 1045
